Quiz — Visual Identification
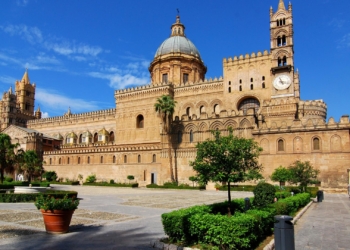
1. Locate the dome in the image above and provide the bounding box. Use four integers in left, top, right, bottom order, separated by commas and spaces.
155, 36, 201, 58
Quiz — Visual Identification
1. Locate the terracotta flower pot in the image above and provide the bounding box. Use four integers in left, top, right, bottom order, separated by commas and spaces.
40, 209, 74, 234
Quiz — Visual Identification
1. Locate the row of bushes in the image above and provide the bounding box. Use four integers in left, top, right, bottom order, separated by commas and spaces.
83, 182, 139, 188
162, 193, 311, 249
147, 182, 206, 190
0, 181, 51, 189
50, 181, 80, 185
0, 190, 78, 203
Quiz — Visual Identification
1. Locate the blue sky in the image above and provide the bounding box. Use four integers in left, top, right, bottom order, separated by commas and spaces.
0, 0, 349, 120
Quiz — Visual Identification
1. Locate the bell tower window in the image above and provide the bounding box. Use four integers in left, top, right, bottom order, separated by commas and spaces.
283, 56, 287, 66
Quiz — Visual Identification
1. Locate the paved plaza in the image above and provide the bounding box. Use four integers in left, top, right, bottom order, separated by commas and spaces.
0, 185, 252, 250
0, 185, 349, 250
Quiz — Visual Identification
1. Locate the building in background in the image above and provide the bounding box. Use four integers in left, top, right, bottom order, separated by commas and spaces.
2, 0, 349, 190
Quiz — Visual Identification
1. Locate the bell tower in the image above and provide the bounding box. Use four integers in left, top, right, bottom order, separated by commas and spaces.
269, 0, 299, 100
15, 69, 36, 115
270, 0, 294, 70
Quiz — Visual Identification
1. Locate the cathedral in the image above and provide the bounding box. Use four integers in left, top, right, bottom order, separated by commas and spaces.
2, 0, 350, 190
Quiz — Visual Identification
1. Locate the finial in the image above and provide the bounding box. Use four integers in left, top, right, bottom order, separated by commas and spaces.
278, 0, 286, 10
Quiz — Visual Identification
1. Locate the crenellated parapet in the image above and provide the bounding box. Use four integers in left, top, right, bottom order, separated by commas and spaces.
175, 77, 223, 97
115, 82, 174, 103
223, 50, 270, 66
298, 99, 327, 121
261, 97, 298, 118
254, 115, 350, 134
27, 108, 116, 126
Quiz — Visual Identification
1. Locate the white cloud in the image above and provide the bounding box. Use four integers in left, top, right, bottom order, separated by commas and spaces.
36, 88, 99, 113
41, 112, 49, 118
339, 33, 350, 48
16, 0, 29, 6
0, 24, 42, 44
89, 72, 149, 89
45, 41, 103, 57
0, 76, 16, 84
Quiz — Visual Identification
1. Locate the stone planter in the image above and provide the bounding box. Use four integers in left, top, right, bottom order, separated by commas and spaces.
40, 209, 74, 234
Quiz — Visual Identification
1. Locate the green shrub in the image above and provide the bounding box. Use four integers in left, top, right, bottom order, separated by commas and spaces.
275, 191, 291, 199
146, 183, 158, 188
5, 176, 13, 182
252, 182, 275, 208
85, 174, 96, 183
110, 179, 115, 184
146, 183, 205, 190
0, 190, 78, 203
83, 182, 138, 188
209, 198, 248, 215
219, 185, 256, 192
162, 205, 211, 242
42, 171, 57, 182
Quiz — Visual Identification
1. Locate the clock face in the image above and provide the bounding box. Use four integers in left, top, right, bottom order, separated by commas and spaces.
273, 74, 292, 90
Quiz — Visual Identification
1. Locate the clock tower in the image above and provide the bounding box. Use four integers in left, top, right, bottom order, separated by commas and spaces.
270, 0, 300, 100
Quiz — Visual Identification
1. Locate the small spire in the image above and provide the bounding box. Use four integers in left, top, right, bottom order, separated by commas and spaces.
8, 86, 13, 94
21, 68, 30, 84
278, 0, 286, 10
36, 106, 41, 112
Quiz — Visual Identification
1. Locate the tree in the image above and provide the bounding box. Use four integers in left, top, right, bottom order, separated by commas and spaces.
154, 94, 177, 182
0, 133, 19, 183
20, 150, 44, 182
271, 166, 291, 187
190, 128, 262, 215
127, 175, 134, 183
288, 160, 320, 192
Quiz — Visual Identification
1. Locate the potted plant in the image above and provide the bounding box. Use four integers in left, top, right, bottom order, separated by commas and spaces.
214, 183, 221, 191
34, 194, 79, 234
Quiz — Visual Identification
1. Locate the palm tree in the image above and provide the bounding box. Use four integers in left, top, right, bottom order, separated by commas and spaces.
0, 133, 19, 183
154, 95, 177, 182
21, 150, 43, 182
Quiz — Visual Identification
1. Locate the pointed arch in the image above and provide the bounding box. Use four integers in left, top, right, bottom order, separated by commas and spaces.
209, 121, 223, 131
293, 136, 303, 152
240, 118, 251, 128
224, 120, 238, 130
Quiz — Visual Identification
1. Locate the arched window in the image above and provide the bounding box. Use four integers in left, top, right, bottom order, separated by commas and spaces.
228, 81, 231, 85
113, 155, 116, 163
124, 155, 127, 163
214, 104, 220, 114
87, 156, 90, 164
137, 115, 144, 128
138, 154, 141, 163
79, 134, 83, 143
190, 130, 194, 143
67, 157, 70, 164
183, 73, 189, 84
178, 131, 182, 143
250, 84, 253, 90
109, 131, 114, 142
250, 78, 253, 82
282, 35, 287, 46
238, 98, 260, 115
78, 157, 80, 164
313, 138, 320, 150
283, 18, 286, 25
228, 87, 231, 93
283, 56, 287, 66
278, 139, 285, 151
200, 106, 205, 114
262, 83, 265, 89
277, 36, 282, 47
94, 133, 98, 143
153, 154, 156, 162
59, 158, 61, 165
186, 107, 191, 117
278, 57, 282, 67
239, 79, 242, 83
100, 156, 103, 163
239, 85, 242, 91
262, 76, 265, 81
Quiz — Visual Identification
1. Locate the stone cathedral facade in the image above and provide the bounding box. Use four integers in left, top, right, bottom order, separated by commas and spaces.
1, 0, 350, 190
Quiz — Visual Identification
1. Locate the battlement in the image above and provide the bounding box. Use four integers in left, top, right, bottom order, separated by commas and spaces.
27, 108, 116, 125
223, 50, 270, 65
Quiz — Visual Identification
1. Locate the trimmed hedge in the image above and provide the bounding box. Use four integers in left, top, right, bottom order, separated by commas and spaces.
146, 183, 206, 190
219, 185, 256, 192
161, 193, 311, 249
0, 181, 50, 189
50, 181, 80, 185
0, 190, 78, 203
83, 182, 139, 188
